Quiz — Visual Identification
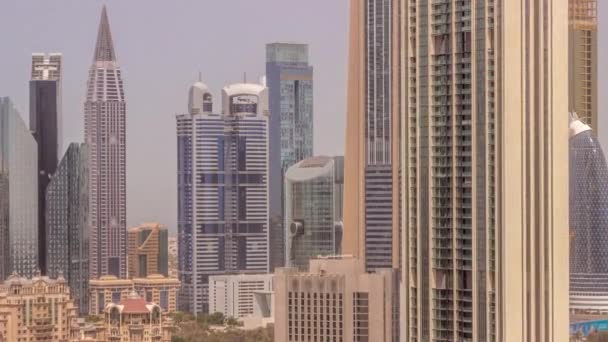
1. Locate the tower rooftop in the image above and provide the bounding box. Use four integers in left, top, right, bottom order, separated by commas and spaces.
94, 5, 116, 62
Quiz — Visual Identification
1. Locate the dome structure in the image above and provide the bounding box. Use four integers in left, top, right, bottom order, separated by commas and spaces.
569, 114, 608, 313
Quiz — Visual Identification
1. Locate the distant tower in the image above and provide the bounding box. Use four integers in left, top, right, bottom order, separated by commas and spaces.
284, 156, 343, 270
84, 6, 127, 279
0, 97, 38, 279
569, 0, 598, 131
177, 80, 269, 314
30, 52, 62, 274
569, 114, 608, 313
266, 43, 314, 271
127, 223, 169, 278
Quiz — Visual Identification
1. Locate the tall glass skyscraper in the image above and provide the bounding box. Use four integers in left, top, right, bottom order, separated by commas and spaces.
46, 143, 89, 314
569, 115, 608, 313
284, 156, 343, 270
177, 81, 269, 314
30, 52, 62, 274
266, 43, 314, 271
84, 6, 127, 279
0, 97, 38, 280
347, 0, 570, 340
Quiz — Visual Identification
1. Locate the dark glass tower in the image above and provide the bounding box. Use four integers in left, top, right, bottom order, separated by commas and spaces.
46, 143, 89, 314
265, 43, 314, 271
30, 53, 62, 274
570, 116, 608, 312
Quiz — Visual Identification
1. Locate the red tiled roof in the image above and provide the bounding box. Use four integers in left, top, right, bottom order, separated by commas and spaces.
120, 298, 150, 314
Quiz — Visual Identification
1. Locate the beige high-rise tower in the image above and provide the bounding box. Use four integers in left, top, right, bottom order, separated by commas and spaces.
346, 0, 570, 341
569, 0, 597, 130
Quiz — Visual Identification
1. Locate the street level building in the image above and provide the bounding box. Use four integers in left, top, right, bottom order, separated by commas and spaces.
89, 275, 179, 315
274, 256, 399, 342
208, 273, 274, 319
103, 291, 174, 342
0, 273, 77, 342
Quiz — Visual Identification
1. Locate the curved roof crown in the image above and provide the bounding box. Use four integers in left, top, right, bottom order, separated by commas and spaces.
188, 81, 213, 114
285, 156, 335, 182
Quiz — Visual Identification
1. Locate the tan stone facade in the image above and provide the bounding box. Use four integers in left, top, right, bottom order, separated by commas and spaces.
72, 293, 174, 342
0, 273, 77, 342
89, 275, 179, 315
345, 0, 569, 341
569, 0, 598, 130
128, 223, 169, 278
274, 257, 398, 342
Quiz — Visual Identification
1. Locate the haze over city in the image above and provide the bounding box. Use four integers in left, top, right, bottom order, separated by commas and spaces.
0, 0, 349, 232
1, 0, 608, 341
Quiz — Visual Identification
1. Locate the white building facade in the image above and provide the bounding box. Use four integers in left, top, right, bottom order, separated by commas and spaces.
208, 273, 273, 319
177, 81, 270, 314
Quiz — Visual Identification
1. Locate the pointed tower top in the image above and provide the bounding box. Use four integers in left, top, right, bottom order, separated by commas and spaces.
94, 5, 116, 62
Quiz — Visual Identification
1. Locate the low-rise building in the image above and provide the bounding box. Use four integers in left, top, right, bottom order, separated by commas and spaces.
0, 272, 77, 342
274, 256, 399, 342
104, 292, 174, 342
208, 274, 273, 319
89, 275, 179, 315
72, 292, 174, 342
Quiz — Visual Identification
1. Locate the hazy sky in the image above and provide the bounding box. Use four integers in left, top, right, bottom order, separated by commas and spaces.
1, 1, 606, 234
0, 0, 349, 233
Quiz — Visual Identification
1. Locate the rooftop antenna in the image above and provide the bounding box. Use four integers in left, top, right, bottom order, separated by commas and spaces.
243, 72, 247, 83
198, 71, 202, 82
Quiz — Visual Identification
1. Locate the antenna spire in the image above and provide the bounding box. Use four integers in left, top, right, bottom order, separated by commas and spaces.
198, 71, 202, 82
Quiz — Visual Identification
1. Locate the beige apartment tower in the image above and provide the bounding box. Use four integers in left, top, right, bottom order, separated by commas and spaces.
346, 0, 570, 341
274, 257, 398, 342
569, 0, 598, 130
127, 223, 169, 278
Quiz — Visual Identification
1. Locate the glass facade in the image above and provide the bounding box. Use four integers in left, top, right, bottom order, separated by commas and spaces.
0, 97, 39, 280
266, 43, 314, 271
570, 122, 608, 311
284, 156, 343, 270
45, 143, 89, 314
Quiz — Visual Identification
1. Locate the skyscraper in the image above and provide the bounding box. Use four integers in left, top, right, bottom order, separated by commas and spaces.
569, 115, 608, 313
0, 97, 38, 280
266, 43, 314, 271
127, 223, 169, 278
177, 80, 269, 314
30, 52, 62, 274
569, 0, 598, 130
284, 156, 343, 270
343, 0, 400, 271
46, 143, 89, 314
85, 6, 127, 279
351, 0, 570, 340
